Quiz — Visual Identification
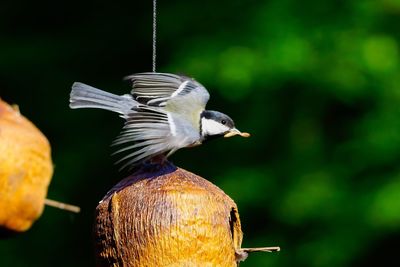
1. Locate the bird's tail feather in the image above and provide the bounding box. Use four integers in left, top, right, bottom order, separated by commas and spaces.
70, 82, 136, 114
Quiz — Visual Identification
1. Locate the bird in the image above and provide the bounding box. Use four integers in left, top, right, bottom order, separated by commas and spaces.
69, 72, 250, 169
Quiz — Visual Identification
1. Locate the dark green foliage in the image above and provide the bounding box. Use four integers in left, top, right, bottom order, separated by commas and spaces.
1, 0, 400, 266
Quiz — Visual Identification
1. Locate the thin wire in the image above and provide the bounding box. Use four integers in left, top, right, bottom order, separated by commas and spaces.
152, 0, 157, 72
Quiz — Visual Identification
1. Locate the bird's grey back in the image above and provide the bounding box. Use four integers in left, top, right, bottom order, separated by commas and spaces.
126, 73, 210, 134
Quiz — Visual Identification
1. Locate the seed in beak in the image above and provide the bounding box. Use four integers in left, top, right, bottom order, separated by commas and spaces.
240, 132, 250, 138
224, 129, 251, 138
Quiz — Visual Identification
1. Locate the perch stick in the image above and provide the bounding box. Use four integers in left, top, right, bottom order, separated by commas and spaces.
44, 198, 81, 213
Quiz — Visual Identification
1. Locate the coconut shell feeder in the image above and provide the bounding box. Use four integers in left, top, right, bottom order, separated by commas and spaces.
94, 162, 279, 266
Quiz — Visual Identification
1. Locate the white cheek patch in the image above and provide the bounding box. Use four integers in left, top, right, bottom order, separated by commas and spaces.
201, 118, 230, 136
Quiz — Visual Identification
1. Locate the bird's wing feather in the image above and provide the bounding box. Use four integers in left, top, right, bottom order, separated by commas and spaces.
124, 72, 210, 109
112, 106, 196, 170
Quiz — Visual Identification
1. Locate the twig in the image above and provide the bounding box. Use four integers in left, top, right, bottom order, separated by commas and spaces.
240, 246, 281, 253
236, 246, 280, 262
44, 198, 81, 213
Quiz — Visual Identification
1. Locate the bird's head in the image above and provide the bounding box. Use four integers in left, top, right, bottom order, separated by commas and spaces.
200, 110, 250, 139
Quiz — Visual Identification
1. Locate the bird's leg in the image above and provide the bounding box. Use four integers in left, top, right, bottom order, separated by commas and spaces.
147, 149, 177, 167
149, 154, 167, 165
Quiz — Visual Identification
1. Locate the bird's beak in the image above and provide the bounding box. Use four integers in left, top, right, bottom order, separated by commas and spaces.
224, 128, 251, 138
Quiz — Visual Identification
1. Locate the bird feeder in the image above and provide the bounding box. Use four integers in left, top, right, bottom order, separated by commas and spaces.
94, 162, 279, 266
0, 98, 53, 233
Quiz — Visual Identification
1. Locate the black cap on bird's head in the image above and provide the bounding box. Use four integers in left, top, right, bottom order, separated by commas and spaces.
200, 110, 250, 139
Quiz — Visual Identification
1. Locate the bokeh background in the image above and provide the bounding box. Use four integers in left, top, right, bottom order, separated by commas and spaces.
1, 0, 400, 266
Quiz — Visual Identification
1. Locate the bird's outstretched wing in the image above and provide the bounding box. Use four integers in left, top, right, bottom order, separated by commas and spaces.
113, 105, 199, 170
124, 72, 210, 109
112, 106, 177, 170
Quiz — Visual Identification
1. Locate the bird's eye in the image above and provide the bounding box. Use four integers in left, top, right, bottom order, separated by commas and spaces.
221, 120, 226, 125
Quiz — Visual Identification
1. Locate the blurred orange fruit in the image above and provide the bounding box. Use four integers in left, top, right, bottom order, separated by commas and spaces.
0, 98, 53, 232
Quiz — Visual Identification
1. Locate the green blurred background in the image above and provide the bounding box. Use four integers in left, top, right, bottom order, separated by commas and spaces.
1, 0, 400, 266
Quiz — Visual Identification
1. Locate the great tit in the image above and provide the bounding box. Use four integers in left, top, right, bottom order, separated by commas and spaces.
70, 72, 249, 168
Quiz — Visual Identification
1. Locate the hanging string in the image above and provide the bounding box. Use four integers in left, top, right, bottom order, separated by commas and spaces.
152, 0, 157, 72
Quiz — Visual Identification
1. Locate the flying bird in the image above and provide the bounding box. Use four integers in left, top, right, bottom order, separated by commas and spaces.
70, 73, 249, 169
